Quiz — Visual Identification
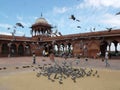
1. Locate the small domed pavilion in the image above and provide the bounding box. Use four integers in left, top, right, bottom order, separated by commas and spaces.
31, 15, 52, 39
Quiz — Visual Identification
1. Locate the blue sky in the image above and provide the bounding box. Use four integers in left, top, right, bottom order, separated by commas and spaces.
0, 0, 120, 37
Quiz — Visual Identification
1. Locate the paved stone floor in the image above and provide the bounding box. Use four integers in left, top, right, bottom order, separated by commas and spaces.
0, 56, 120, 90
0, 56, 120, 76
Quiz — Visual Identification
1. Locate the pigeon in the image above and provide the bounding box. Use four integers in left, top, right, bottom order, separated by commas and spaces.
69, 15, 76, 20
77, 26, 81, 28
69, 14, 80, 22
93, 27, 95, 31
16, 23, 24, 28
52, 30, 58, 36
76, 19, 80, 22
106, 28, 113, 32
7, 27, 10, 30
58, 32, 62, 36
115, 11, 120, 15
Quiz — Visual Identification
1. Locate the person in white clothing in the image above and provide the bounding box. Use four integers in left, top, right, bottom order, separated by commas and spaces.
105, 51, 110, 67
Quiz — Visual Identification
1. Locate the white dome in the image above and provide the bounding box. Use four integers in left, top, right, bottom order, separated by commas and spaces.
35, 17, 48, 24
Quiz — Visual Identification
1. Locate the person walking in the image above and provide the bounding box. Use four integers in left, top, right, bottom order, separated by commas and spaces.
49, 50, 59, 66
49, 51, 55, 62
32, 52, 36, 64
105, 51, 110, 67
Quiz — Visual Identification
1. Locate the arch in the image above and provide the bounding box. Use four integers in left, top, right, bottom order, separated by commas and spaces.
42, 43, 50, 56
117, 42, 120, 51
100, 40, 108, 57
112, 40, 119, 53
43, 43, 48, 52
1, 43, 9, 55
66, 42, 73, 57
10, 43, 17, 56
25, 44, 31, 56
60, 43, 65, 52
58, 43, 64, 57
18, 44, 24, 56
66, 43, 73, 53
54, 44, 59, 53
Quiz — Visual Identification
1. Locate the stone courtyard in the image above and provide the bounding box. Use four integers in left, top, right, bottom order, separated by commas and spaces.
0, 57, 120, 90
0, 57, 120, 72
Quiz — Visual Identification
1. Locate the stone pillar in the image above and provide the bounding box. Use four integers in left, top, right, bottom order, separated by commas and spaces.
114, 42, 118, 53
107, 41, 111, 53
57, 45, 60, 54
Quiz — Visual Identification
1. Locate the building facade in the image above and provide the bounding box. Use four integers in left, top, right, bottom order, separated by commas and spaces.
0, 16, 120, 58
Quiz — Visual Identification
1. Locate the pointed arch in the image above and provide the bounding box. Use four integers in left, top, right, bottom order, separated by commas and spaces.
18, 44, 24, 56
1, 43, 9, 55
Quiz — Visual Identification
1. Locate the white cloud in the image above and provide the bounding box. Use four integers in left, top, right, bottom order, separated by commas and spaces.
101, 0, 120, 8
53, 7, 70, 14
100, 13, 120, 26
0, 23, 12, 29
16, 16, 23, 21
0, 32, 11, 35
0, 12, 9, 18
77, 0, 120, 9
16, 15, 31, 27
32, 16, 38, 20
16, 30, 24, 35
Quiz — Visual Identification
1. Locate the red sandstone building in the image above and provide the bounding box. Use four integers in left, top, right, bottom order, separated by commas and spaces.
0, 16, 120, 58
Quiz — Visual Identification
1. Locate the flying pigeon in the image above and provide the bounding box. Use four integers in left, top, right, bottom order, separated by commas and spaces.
69, 15, 76, 20
7, 27, 10, 30
51, 30, 58, 37
69, 14, 80, 22
58, 32, 62, 36
76, 19, 80, 22
16, 23, 24, 28
106, 28, 113, 32
115, 11, 120, 15
93, 27, 95, 31
77, 26, 81, 28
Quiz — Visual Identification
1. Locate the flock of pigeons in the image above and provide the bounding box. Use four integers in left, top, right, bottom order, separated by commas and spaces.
35, 60, 99, 84
6, 11, 120, 37
7, 22, 25, 37
69, 11, 120, 32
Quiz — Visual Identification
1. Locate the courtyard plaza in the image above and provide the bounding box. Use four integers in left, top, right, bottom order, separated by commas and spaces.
0, 56, 120, 90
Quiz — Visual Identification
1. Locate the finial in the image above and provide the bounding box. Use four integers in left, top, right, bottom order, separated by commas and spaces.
41, 13, 43, 17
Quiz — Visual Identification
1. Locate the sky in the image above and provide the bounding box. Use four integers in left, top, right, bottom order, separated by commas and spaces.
0, 0, 120, 37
